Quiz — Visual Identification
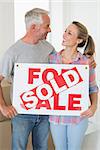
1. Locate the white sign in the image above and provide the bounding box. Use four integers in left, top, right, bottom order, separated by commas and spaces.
13, 63, 90, 116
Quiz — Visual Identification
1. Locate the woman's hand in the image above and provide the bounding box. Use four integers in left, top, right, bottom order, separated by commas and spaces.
81, 105, 97, 118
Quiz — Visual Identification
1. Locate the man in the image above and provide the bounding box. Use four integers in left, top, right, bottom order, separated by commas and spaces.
0, 8, 55, 150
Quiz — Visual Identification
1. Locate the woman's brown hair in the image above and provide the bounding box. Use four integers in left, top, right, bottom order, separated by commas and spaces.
72, 21, 95, 56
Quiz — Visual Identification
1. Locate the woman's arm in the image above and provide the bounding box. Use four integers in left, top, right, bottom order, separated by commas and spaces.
81, 92, 98, 118
81, 56, 98, 118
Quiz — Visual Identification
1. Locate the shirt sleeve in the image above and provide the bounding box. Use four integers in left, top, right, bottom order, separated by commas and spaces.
48, 50, 61, 64
89, 66, 98, 94
0, 51, 14, 79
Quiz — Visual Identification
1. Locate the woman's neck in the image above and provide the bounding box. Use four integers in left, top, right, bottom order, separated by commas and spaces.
64, 46, 77, 55
61, 47, 78, 64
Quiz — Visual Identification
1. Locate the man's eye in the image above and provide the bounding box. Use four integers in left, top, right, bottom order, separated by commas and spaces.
68, 32, 71, 35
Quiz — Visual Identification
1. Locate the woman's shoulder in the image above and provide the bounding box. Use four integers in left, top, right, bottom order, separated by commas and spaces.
78, 52, 89, 65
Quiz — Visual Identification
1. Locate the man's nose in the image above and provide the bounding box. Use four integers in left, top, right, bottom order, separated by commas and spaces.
48, 27, 51, 32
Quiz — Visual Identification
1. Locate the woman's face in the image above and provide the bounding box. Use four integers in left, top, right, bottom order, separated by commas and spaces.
62, 24, 79, 47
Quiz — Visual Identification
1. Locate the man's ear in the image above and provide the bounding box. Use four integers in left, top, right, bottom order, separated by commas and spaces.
31, 24, 40, 31
31, 24, 36, 30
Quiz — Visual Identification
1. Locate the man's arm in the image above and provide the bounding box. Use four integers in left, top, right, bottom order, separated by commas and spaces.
86, 55, 96, 68
0, 75, 17, 118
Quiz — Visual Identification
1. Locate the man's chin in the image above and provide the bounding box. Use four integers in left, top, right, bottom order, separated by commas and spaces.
42, 37, 47, 40
40, 35, 47, 40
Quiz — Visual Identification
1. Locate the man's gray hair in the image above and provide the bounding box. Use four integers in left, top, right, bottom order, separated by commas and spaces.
25, 8, 49, 29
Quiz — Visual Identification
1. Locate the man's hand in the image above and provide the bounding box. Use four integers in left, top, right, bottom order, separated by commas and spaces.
0, 105, 17, 118
86, 55, 96, 68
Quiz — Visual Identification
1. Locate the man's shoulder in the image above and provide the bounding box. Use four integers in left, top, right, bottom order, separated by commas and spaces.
7, 40, 21, 50
4, 40, 22, 56
40, 40, 55, 51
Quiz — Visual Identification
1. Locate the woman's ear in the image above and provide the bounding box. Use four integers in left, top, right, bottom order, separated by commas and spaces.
77, 38, 83, 44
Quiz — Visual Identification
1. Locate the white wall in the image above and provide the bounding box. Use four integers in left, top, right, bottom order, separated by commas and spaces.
0, 0, 14, 60
49, 0, 64, 51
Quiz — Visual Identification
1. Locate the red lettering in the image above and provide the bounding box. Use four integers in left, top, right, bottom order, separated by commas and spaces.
68, 94, 81, 110
20, 91, 38, 110
36, 100, 51, 109
54, 94, 66, 110
28, 68, 40, 84
42, 68, 58, 84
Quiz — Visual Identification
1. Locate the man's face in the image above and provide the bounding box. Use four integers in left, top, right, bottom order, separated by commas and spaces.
36, 14, 51, 40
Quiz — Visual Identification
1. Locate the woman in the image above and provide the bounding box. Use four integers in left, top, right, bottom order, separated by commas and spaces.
49, 21, 98, 150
